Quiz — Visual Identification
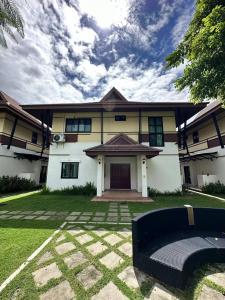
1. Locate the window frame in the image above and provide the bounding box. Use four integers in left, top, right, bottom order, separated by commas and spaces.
31, 131, 38, 144
65, 118, 92, 133
192, 130, 199, 144
148, 117, 164, 147
115, 115, 126, 121
61, 162, 79, 179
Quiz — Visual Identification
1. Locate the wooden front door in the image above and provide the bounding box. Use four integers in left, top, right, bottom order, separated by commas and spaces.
110, 164, 131, 189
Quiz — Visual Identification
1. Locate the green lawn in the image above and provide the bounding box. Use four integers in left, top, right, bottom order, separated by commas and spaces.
0, 191, 225, 296
0, 219, 61, 285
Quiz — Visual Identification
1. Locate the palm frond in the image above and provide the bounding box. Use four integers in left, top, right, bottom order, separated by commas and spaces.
0, 0, 24, 48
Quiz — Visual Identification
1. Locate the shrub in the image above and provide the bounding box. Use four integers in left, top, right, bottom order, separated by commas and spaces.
202, 181, 225, 195
0, 176, 37, 194
148, 187, 184, 197
42, 182, 97, 196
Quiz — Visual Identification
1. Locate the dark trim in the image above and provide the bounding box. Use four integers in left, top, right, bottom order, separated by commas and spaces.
7, 117, 18, 149
101, 110, 103, 144
40, 114, 46, 157
212, 113, 224, 148
61, 162, 79, 179
65, 134, 78, 143
0, 134, 26, 149
208, 135, 225, 149
183, 121, 189, 155
85, 151, 160, 158
138, 109, 142, 143
140, 133, 177, 143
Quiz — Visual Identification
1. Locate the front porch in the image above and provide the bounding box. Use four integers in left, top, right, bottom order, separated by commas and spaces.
92, 190, 153, 202
84, 134, 162, 199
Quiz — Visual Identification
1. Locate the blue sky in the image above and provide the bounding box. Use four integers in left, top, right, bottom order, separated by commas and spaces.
0, 0, 195, 104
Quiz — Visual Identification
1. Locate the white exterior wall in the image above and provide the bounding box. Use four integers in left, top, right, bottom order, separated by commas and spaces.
181, 146, 225, 187
144, 142, 182, 192
0, 145, 44, 184
46, 142, 98, 190
47, 141, 182, 193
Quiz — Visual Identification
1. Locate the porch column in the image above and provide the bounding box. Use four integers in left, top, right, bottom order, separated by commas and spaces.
97, 155, 103, 196
136, 155, 142, 192
141, 155, 148, 197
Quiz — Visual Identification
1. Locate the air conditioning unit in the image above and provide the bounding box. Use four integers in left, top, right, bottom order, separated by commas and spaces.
53, 133, 65, 143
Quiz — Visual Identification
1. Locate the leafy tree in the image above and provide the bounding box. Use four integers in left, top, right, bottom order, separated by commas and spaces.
0, 0, 24, 48
166, 0, 225, 104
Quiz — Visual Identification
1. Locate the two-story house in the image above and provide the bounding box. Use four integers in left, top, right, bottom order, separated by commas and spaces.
23, 88, 205, 197
179, 100, 225, 188
0, 92, 49, 184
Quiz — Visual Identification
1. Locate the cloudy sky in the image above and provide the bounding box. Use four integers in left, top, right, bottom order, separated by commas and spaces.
0, 0, 195, 104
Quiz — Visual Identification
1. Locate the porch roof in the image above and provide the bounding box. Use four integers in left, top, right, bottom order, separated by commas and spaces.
84, 133, 162, 158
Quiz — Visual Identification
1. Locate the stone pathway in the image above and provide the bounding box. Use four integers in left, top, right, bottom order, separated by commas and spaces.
2, 222, 225, 300
0, 202, 142, 223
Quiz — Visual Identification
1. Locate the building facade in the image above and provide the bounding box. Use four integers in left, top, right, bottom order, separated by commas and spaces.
0, 92, 48, 184
23, 88, 205, 196
179, 101, 225, 188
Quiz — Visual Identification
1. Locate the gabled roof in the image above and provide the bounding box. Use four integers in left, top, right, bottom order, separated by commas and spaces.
185, 100, 223, 130
0, 91, 45, 130
84, 133, 162, 158
100, 87, 128, 103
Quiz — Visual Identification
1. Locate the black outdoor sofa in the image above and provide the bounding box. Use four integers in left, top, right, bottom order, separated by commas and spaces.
132, 207, 225, 289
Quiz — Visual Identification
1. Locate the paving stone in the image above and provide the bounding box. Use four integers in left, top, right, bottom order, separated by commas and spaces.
91, 281, 128, 300
55, 242, 76, 255
21, 211, 33, 215
108, 209, 118, 212
120, 213, 131, 217
32, 262, 62, 287
198, 285, 225, 300
120, 217, 131, 222
69, 211, 81, 216
108, 213, 119, 217
56, 234, 66, 244
84, 225, 95, 229
132, 212, 142, 217
23, 215, 36, 220
44, 211, 57, 215
86, 241, 108, 256
118, 242, 132, 257
8, 215, 23, 219
82, 212, 93, 216
36, 215, 50, 220
67, 228, 84, 236
56, 212, 69, 216
93, 229, 109, 237
77, 265, 103, 290
92, 217, 105, 222
0, 214, 9, 219
66, 216, 78, 221
32, 210, 45, 215
99, 251, 124, 269
76, 233, 94, 244
118, 228, 131, 238
106, 217, 118, 222
118, 266, 147, 289
40, 280, 75, 300
94, 212, 105, 216
37, 251, 54, 265
103, 234, 123, 245
144, 283, 178, 300
8, 210, 21, 215
0, 210, 9, 214
64, 251, 87, 269
206, 272, 225, 287
78, 216, 91, 221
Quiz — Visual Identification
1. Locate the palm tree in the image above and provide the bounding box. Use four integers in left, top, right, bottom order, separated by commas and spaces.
0, 0, 24, 48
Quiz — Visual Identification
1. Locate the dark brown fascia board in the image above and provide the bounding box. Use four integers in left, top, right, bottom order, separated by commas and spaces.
0, 104, 46, 131
184, 105, 223, 132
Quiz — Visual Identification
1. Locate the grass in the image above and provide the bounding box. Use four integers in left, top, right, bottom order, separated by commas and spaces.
0, 219, 61, 285
1, 191, 225, 298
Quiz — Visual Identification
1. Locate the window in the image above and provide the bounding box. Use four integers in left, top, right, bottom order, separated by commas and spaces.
61, 162, 79, 178
115, 115, 126, 121
31, 132, 38, 144
149, 117, 164, 147
65, 118, 91, 133
192, 131, 199, 144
